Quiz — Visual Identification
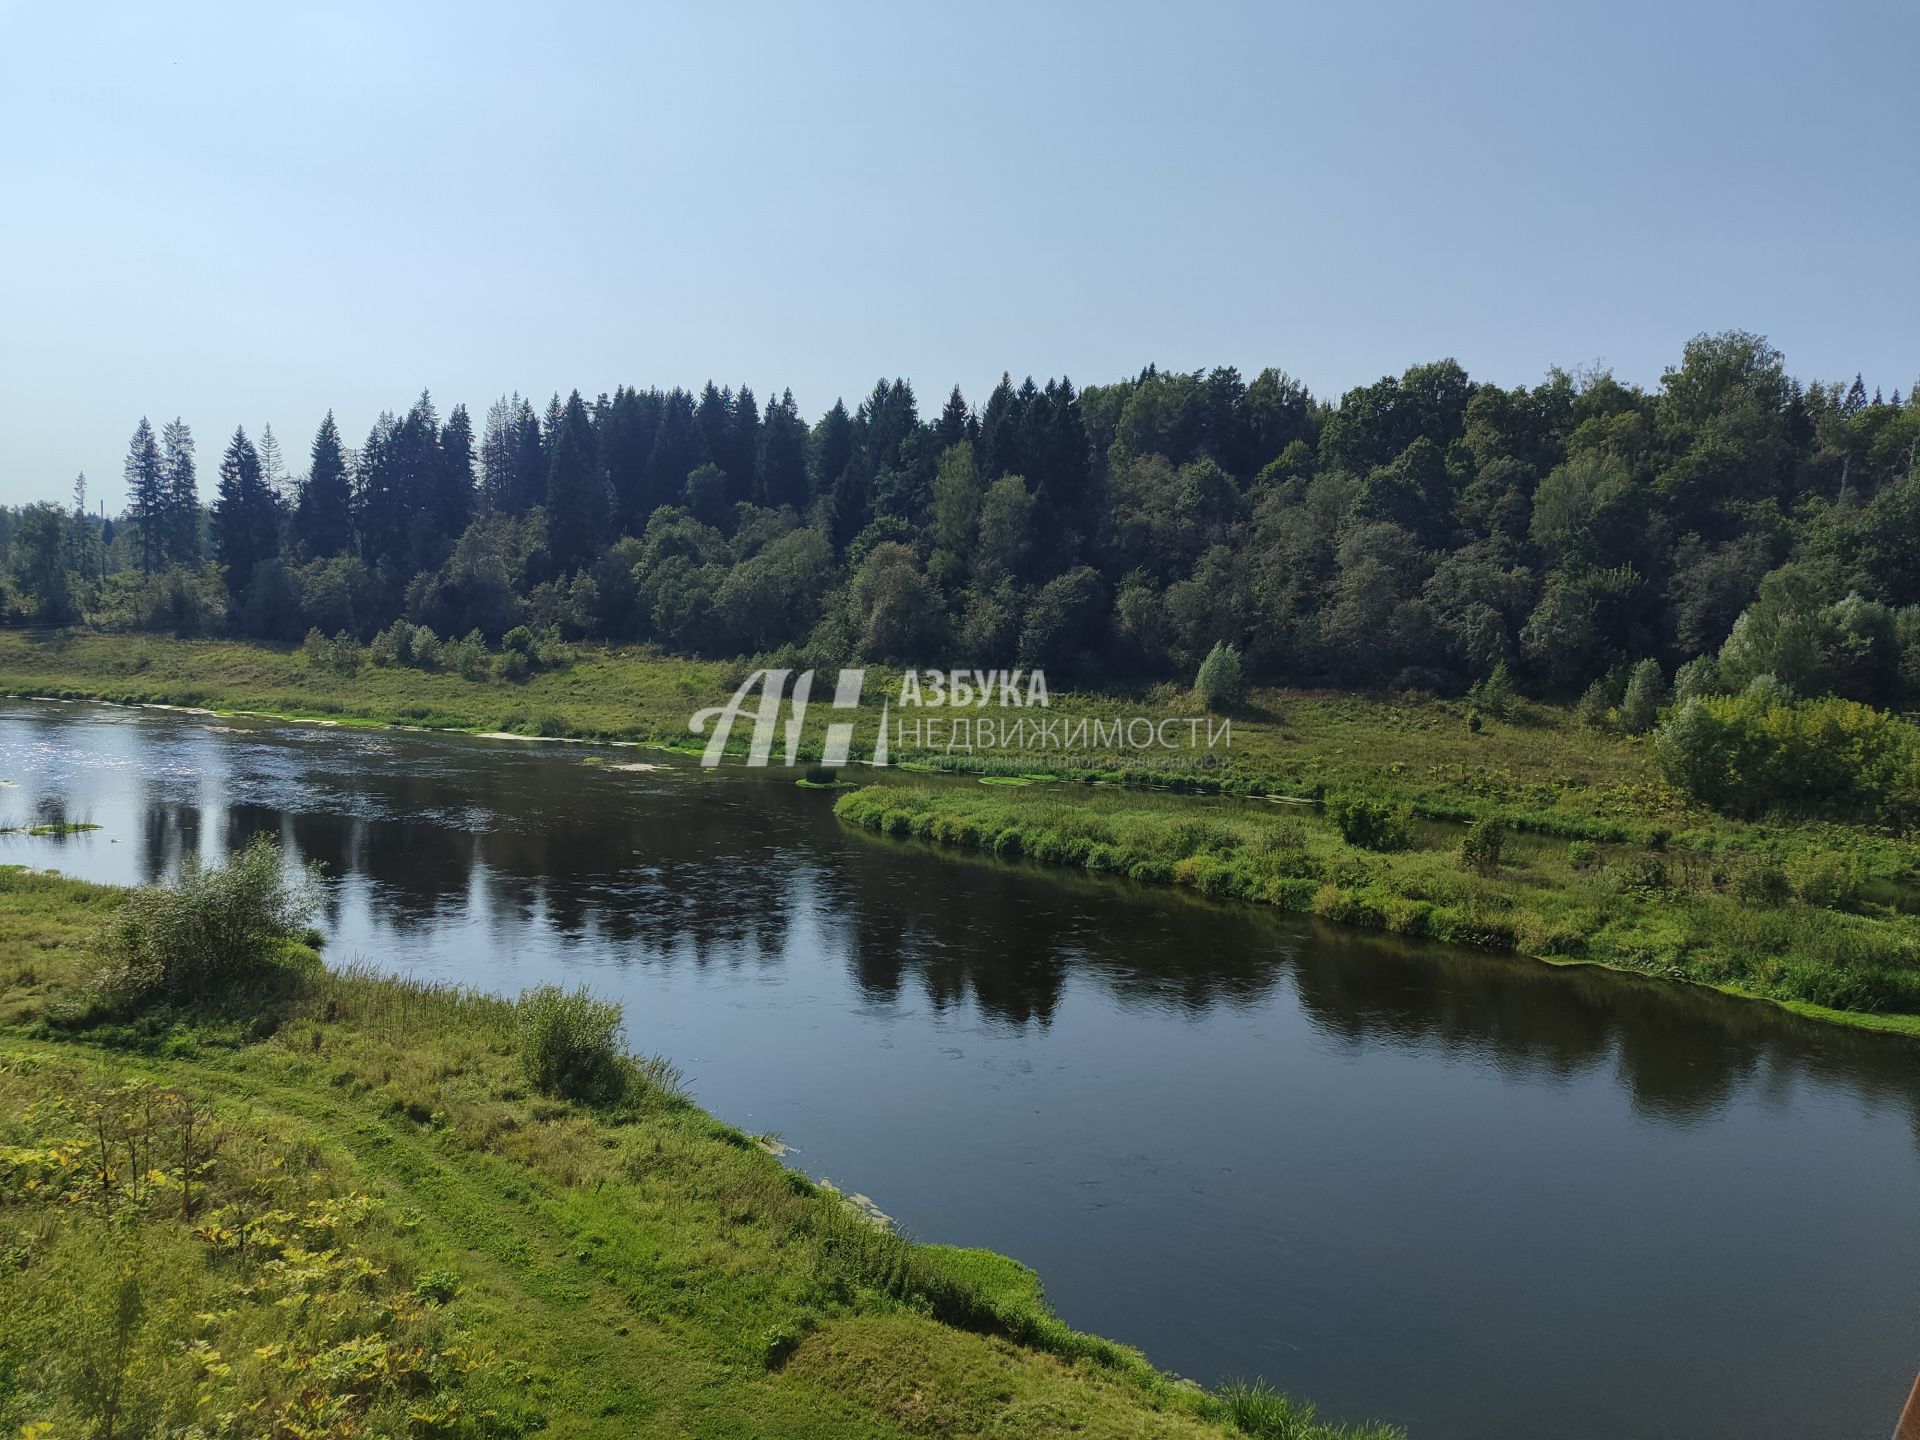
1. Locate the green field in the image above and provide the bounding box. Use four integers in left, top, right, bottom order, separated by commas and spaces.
0, 864, 1395, 1439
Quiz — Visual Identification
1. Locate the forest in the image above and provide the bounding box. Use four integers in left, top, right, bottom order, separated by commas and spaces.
5, 332, 1919, 719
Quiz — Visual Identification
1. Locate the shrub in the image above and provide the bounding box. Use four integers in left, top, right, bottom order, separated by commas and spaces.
89, 836, 321, 1006
1325, 794, 1413, 851
1195, 641, 1246, 713
1655, 690, 1920, 823
1672, 654, 1724, 704
1788, 851, 1864, 910
1467, 660, 1517, 719
1574, 678, 1614, 729
515, 984, 629, 1104
1730, 854, 1791, 905
1457, 818, 1506, 875
1618, 658, 1667, 734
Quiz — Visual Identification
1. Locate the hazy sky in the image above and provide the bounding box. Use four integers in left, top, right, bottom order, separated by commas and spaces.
2, 0, 1914, 509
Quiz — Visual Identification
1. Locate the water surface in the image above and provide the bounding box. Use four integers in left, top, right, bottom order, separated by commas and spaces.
4, 698, 1917, 1439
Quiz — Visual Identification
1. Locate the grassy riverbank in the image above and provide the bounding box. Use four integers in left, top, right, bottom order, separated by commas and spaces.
834, 783, 1920, 1036
0, 864, 1395, 1439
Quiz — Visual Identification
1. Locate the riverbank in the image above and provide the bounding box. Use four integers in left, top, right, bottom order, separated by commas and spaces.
0, 865, 1395, 1439
833, 782, 1920, 1037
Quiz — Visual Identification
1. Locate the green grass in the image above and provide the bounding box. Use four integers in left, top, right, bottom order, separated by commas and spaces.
833, 782, 1920, 1035
0, 865, 1396, 1439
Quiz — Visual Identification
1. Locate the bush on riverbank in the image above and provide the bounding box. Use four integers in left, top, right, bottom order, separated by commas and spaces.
516, 982, 632, 1103
834, 783, 1920, 1027
85, 834, 320, 1008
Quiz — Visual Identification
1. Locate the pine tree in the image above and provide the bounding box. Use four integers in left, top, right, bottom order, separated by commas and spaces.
123, 417, 166, 573
161, 418, 200, 564
213, 426, 280, 602
294, 411, 354, 558
546, 390, 610, 570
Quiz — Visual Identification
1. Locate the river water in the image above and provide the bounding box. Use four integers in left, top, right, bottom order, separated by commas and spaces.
3, 697, 1916, 1439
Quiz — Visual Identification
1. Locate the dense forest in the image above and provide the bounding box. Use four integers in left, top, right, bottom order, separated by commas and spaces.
6, 332, 1919, 713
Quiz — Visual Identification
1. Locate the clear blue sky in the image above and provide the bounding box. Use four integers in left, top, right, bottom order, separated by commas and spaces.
2, 0, 1914, 509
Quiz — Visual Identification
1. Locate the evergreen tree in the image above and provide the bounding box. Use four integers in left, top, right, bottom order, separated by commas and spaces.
758, 390, 810, 511
933, 385, 974, 453
546, 389, 610, 570
727, 384, 760, 508
646, 388, 705, 516
977, 373, 1022, 479
811, 399, 854, 502
294, 411, 354, 558
123, 417, 166, 573
212, 425, 280, 602
695, 383, 732, 476
436, 402, 476, 547
161, 418, 200, 564
354, 412, 404, 568
257, 423, 290, 500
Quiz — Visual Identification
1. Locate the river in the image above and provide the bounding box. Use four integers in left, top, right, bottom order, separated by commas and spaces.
3, 697, 1916, 1439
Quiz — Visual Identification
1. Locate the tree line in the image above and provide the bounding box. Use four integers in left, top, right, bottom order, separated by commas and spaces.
5, 332, 1918, 711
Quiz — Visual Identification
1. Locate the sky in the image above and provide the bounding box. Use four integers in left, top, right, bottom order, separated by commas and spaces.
1, 0, 1915, 510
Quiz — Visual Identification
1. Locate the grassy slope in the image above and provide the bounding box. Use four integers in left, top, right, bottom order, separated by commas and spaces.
0, 868, 1393, 1440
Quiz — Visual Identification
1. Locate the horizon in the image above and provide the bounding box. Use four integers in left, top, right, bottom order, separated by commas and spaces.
4, 0, 1916, 509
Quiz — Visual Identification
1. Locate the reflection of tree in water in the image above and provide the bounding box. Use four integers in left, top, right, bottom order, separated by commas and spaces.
115, 725, 1920, 1140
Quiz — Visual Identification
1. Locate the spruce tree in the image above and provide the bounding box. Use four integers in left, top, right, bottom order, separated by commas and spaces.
546, 389, 610, 570
437, 402, 476, 548
933, 385, 973, 453
811, 399, 854, 505
758, 390, 810, 511
160, 418, 200, 564
213, 425, 280, 602
294, 411, 354, 558
727, 384, 759, 508
123, 417, 166, 572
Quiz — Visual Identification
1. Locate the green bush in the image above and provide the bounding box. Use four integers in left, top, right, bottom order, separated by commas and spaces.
1457, 818, 1505, 875
1618, 658, 1667, 734
516, 984, 630, 1104
1730, 853, 1791, 905
1325, 794, 1413, 851
1788, 851, 1865, 910
1195, 641, 1245, 713
88, 836, 320, 1006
